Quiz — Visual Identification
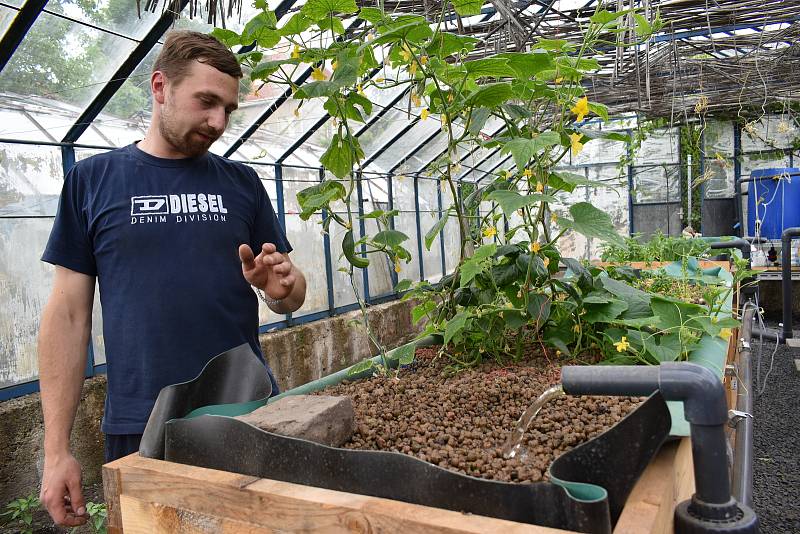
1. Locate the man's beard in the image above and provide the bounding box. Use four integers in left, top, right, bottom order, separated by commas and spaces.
159, 105, 220, 158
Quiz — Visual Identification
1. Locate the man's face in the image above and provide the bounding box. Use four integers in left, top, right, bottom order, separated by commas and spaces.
158, 61, 239, 158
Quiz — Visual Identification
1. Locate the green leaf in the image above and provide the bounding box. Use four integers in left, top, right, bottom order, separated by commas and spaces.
464, 58, 518, 79
320, 133, 363, 179
491, 262, 519, 286
650, 296, 704, 330
427, 32, 479, 58
450, 0, 484, 16
495, 52, 555, 78
395, 279, 413, 292
500, 132, 561, 171
590, 9, 630, 25
301, 0, 359, 21
444, 312, 469, 345
558, 202, 624, 246
372, 19, 433, 45
348, 359, 375, 375
486, 190, 557, 217
373, 229, 409, 247
424, 208, 450, 250
473, 243, 498, 262
412, 300, 437, 323
465, 83, 514, 108
548, 170, 614, 192
280, 13, 313, 36
588, 102, 610, 123
318, 16, 346, 35
296, 181, 346, 219
251, 58, 300, 81
393, 343, 416, 365
527, 293, 552, 327
599, 277, 652, 319
467, 107, 492, 136
576, 127, 629, 142
210, 28, 241, 48
294, 80, 341, 99
342, 229, 369, 268
533, 38, 570, 51
243, 12, 280, 48
358, 7, 385, 23
644, 333, 682, 362
583, 299, 629, 323
632, 13, 652, 37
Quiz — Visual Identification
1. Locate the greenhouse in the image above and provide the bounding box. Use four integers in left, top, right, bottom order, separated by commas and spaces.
0, 0, 798, 532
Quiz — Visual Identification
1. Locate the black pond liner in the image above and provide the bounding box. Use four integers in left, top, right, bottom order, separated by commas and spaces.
142, 344, 672, 534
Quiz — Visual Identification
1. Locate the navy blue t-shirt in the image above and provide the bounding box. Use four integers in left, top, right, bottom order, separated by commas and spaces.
42, 143, 291, 434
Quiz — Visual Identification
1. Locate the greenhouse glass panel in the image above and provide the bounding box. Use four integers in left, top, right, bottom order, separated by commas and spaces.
1, 6, 18, 38
356, 107, 417, 163
391, 175, 420, 282
361, 176, 393, 297
0, 143, 62, 217
406, 131, 450, 174
634, 128, 679, 165
43, 0, 162, 41
571, 134, 627, 166
442, 185, 460, 272
329, 221, 361, 308
0, 105, 50, 143
419, 178, 443, 282
554, 185, 590, 259
366, 119, 440, 175
0, 218, 55, 389
631, 165, 681, 203
283, 167, 329, 317
703, 120, 734, 157
0, 13, 138, 134
703, 157, 735, 199
741, 114, 798, 152
78, 45, 160, 146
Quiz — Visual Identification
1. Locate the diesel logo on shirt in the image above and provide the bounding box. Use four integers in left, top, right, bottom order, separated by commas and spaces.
130, 194, 228, 225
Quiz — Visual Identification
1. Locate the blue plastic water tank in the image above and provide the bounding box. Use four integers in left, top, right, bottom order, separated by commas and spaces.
747, 168, 800, 239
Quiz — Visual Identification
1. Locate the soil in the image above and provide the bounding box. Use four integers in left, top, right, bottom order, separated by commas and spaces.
317, 346, 644, 484
0, 483, 104, 534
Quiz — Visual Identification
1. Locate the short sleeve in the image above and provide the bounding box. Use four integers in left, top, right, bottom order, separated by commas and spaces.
41, 165, 98, 276
249, 169, 292, 255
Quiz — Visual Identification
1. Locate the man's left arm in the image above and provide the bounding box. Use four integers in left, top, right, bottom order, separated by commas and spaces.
239, 243, 306, 314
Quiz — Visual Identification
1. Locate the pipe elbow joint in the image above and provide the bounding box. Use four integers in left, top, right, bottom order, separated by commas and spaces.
659, 362, 727, 426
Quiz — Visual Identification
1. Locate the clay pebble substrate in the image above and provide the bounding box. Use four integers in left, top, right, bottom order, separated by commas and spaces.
316, 346, 644, 483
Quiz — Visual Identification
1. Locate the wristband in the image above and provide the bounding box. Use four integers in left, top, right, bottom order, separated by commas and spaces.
257, 288, 283, 306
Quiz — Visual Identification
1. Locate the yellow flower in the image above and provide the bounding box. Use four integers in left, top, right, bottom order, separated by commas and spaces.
483, 226, 497, 238
569, 132, 584, 156
420, 108, 429, 121
550, 212, 558, 224
376, 77, 385, 83
573, 324, 581, 333
614, 336, 631, 352
332, 60, 338, 71
367, 32, 375, 41
409, 62, 417, 76
291, 45, 301, 59
394, 260, 402, 273
556, 350, 562, 357
311, 67, 326, 81
357, 84, 364, 96
571, 96, 589, 123
419, 55, 428, 65
530, 242, 541, 254
523, 168, 533, 178
535, 181, 544, 193
719, 328, 733, 341
293, 106, 301, 118
543, 257, 550, 268
554, 77, 563, 84
411, 92, 421, 107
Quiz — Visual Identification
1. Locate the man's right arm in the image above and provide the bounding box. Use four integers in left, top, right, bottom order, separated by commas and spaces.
38, 266, 95, 527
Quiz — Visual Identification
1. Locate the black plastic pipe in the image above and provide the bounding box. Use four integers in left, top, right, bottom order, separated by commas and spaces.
733, 307, 755, 507
562, 363, 758, 532
562, 363, 729, 504
709, 239, 751, 262
781, 227, 800, 341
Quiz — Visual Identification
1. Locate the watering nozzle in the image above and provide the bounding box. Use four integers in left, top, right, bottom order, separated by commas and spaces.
561, 363, 758, 534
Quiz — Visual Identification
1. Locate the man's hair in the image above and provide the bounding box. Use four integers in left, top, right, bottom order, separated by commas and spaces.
152, 30, 242, 84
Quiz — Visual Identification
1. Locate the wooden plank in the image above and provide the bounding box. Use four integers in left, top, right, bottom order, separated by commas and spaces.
114, 455, 571, 534
102, 456, 126, 534
613, 440, 678, 534
120, 495, 269, 533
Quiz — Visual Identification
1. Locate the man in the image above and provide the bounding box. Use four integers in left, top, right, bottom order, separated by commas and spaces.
37, 30, 306, 527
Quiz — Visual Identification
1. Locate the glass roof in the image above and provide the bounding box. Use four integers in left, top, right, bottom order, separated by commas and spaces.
42, 0, 163, 41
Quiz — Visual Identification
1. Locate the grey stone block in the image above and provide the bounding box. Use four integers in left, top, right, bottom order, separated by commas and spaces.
234, 395, 354, 447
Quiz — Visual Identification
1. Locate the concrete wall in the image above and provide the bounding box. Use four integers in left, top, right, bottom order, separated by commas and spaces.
0, 298, 420, 506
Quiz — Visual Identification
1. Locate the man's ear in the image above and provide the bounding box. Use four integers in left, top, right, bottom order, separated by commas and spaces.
152, 71, 167, 105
